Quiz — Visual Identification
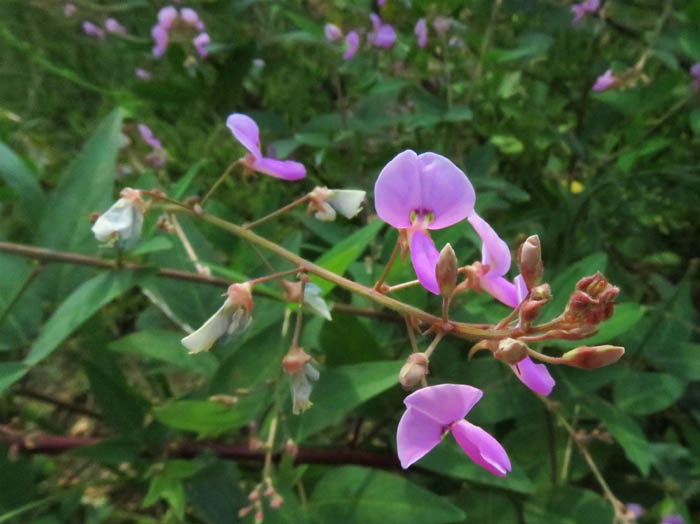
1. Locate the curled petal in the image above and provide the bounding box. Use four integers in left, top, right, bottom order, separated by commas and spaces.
226, 113, 262, 158
451, 420, 511, 476
253, 157, 306, 181
511, 356, 555, 396
417, 153, 475, 229
410, 230, 440, 295
481, 276, 519, 308
467, 213, 510, 277
181, 300, 233, 354
514, 274, 528, 304
396, 405, 443, 469
404, 383, 482, 426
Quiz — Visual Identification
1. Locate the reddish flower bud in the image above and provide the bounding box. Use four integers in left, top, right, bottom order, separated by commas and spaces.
494, 338, 529, 365
281, 280, 303, 303
284, 438, 299, 458
282, 346, 312, 374
518, 235, 543, 289
519, 284, 552, 324
269, 495, 284, 509
561, 345, 625, 369
435, 243, 458, 296
398, 352, 429, 389
564, 273, 619, 326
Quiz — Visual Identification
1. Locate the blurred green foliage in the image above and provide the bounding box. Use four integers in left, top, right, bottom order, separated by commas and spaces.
0, 0, 699, 522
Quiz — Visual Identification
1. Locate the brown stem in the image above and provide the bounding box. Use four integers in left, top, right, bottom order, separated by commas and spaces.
247, 267, 301, 286
373, 240, 401, 291
243, 195, 310, 229
14, 390, 102, 419
200, 160, 242, 206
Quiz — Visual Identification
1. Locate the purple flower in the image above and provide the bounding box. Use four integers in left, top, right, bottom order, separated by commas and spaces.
64, 3, 76, 17
592, 69, 617, 91
104, 18, 126, 34
135, 68, 151, 80
374, 150, 475, 294
324, 23, 343, 42
378, 0, 387, 5
193, 32, 210, 57
690, 63, 700, 90
397, 384, 511, 475
660, 516, 684, 524
467, 215, 555, 395
82, 21, 105, 39
138, 124, 162, 149
180, 7, 205, 31
152, 23, 169, 57
572, 0, 600, 24
433, 16, 452, 34
368, 13, 396, 48
626, 503, 644, 518
157, 6, 178, 30
344, 30, 359, 60
414, 18, 428, 48
226, 113, 306, 181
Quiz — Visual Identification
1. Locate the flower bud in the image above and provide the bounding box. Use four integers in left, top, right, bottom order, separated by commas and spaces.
435, 243, 458, 297
398, 352, 429, 389
561, 345, 625, 369
564, 273, 619, 325
281, 280, 303, 303
518, 235, 543, 289
519, 284, 552, 324
283, 347, 319, 414
494, 338, 529, 365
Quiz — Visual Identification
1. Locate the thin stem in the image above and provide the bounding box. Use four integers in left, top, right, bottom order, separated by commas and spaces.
373, 240, 401, 291
496, 301, 522, 329
243, 195, 310, 229
15, 389, 101, 419
0, 263, 42, 328
527, 348, 565, 365
405, 316, 419, 354
248, 267, 301, 286
170, 213, 210, 276
423, 332, 444, 359
441, 296, 450, 323
560, 405, 580, 484
291, 280, 306, 348
386, 280, 420, 293
200, 160, 241, 206
262, 414, 279, 479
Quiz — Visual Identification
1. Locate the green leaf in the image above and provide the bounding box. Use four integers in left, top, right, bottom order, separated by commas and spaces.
613, 371, 685, 415
144, 460, 206, 521
172, 159, 207, 200
523, 486, 614, 524
490, 135, 524, 154
647, 342, 700, 381
0, 140, 44, 219
293, 361, 399, 441
109, 329, 218, 377
690, 109, 700, 136
23, 271, 136, 368
443, 105, 473, 122
582, 397, 654, 475
0, 254, 41, 348
310, 220, 384, 296
130, 237, 174, 256
152, 394, 264, 438
0, 362, 28, 392
306, 466, 465, 524
416, 439, 535, 494
454, 491, 519, 524
185, 461, 246, 524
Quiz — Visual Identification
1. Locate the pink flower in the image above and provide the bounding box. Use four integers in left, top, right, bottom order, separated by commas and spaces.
157, 6, 178, 30
138, 124, 162, 149
690, 63, 700, 90
378, 0, 387, 5
414, 18, 428, 48
82, 21, 105, 39
64, 3, 76, 17
152, 23, 169, 57
466, 215, 555, 395
397, 384, 511, 475
135, 68, 151, 80
374, 150, 475, 294
433, 16, 452, 34
344, 30, 359, 60
571, 0, 600, 24
368, 13, 396, 48
180, 7, 205, 31
324, 23, 343, 42
592, 69, 616, 91
193, 32, 210, 57
226, 114, 306, 181
104, 18, 126, 34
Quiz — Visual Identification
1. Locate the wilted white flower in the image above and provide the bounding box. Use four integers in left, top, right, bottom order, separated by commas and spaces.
303, 282, 332, 320
308, 186, 366, 222
283, 346, 319, 414
92, 188, 146, 249
181, 283, 253, 353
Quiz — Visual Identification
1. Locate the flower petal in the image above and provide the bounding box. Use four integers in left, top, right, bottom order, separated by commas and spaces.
514, 273, 528, 304
511, 356, 555, 396
253, 157, 306, 180
92, 198, 143, 249
410, 230, 440, 295
374, 149, 422, 228
467, 213, 510, 276
481, 276, 519, 308
226, 113, 262, 158
451, 420, 511, 476
415, 153, 475, 229
328, 189, 366, 219
304, 283, 332, 320
181, 300, 233, 354
396, 405, 443, 469
343, 31, 359, 60
404, 383, 482, 425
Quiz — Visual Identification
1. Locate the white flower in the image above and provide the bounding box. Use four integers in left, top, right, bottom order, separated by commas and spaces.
308, 187, 366, 222
92, 188, 146, 249
304, 283, 332, 321
181, 283, 253, 354
282, 346, 319, 414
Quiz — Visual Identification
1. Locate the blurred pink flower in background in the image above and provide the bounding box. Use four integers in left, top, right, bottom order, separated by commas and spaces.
690, 63, 700, 90
193, 32, 210, 57
135, 68, 151, 80
571, 0, 600, 24
368, 13, 396, 48
324, 23, 343, 42
592, 69, 616, 91
344, 31, 359, 60
63, 3, 76, 17
105, 18, 126, 34
414, 18, 428, 48
82, 21, 105, 39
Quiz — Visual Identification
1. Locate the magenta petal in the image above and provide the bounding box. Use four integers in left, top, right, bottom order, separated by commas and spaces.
404, 384, 482, 426
467, 213, 511, 276
226, 113, 262, 158
410, 230, 440, 295
369, 13, 382, 31
373, 24, 396, 48
416, 153, 475, 229
514, 274, 528, 304
396, 406, 443, 469
481, 276, 519, 308
253, 157, 306, 181
451, 420, 511, 476
344, 31, 359, 60
374, 150, 422, 228
511, 356, 555, 396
